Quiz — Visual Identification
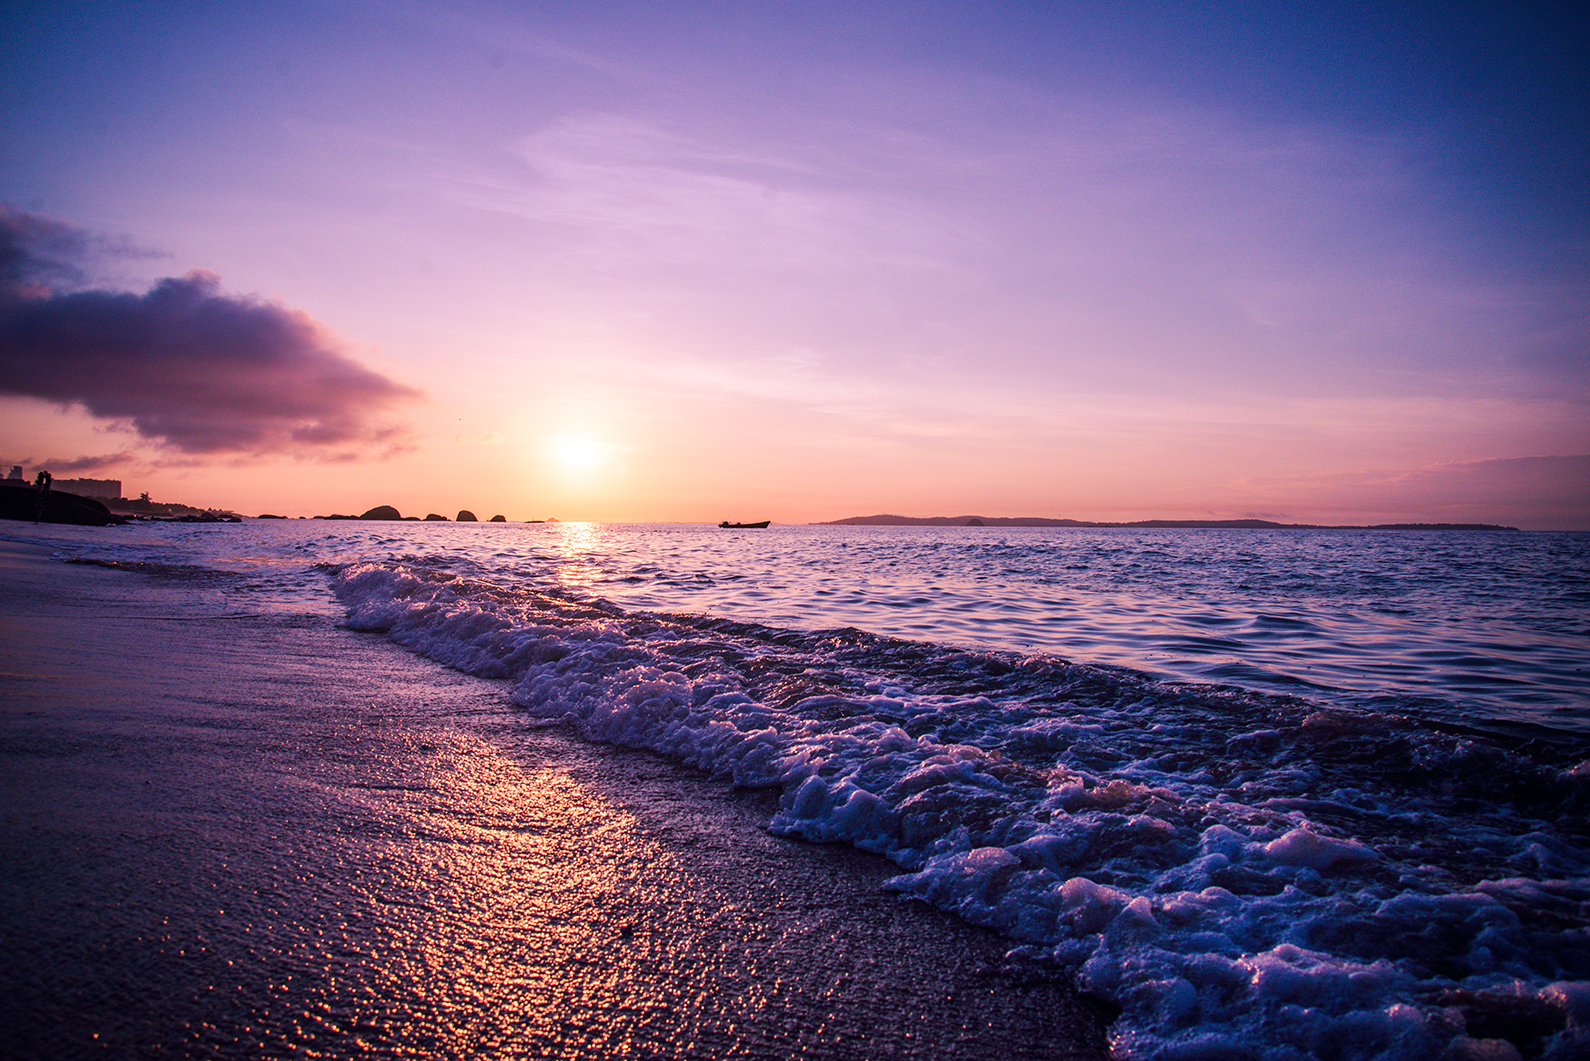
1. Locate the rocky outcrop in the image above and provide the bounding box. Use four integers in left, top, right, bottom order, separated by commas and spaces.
456, 510, 477, 522
489, 514, 506, 522
153, 512, 241, 523
360, 505, 403, 520
0, 481, 127, 526
424, 513, 448, 521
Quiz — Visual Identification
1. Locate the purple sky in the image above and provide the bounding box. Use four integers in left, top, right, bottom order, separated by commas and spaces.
2, 1, 1586, 526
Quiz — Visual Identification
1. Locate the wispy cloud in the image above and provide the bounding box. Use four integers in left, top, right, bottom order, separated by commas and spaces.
448, 112, 970, 279
421, 84, 1586, 408
0, 450, 139, 475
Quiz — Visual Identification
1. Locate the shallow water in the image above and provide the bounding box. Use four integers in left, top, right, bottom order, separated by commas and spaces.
9, 519, 1590, 1060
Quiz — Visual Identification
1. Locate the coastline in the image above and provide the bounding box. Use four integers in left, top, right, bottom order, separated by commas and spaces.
0, 539, 1112, 1060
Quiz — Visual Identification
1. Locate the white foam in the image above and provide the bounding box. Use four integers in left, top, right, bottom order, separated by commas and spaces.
1262, 826, 1379, 870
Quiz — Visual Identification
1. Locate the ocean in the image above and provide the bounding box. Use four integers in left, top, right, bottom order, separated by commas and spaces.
6, 519, 1588, 1060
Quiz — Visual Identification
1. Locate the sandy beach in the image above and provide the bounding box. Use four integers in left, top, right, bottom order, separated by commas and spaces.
0, 539, 1111, 1060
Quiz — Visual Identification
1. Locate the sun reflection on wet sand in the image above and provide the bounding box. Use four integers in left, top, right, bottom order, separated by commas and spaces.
278, 727, 692, 1058
274, 721, 1109, 1060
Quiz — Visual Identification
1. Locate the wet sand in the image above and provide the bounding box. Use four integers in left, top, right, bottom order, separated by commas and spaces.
0, 539, 1112, 1060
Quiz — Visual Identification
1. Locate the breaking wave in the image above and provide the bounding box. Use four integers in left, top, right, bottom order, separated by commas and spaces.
334, 558, 1590, 1061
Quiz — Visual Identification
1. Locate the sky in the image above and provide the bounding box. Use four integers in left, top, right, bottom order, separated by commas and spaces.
2, 0, 1587, 528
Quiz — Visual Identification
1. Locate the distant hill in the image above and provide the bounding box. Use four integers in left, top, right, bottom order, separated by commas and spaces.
821, 514, 1089, 527
817, 514, 1519, 531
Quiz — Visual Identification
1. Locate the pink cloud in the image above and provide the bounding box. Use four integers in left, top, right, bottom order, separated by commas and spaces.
1, 206, 419, 459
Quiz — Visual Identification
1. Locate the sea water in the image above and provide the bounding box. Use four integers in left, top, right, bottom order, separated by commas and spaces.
11, 519, 1589, 1060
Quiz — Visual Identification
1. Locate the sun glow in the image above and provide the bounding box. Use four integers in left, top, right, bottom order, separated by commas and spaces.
549, 436, 605, 470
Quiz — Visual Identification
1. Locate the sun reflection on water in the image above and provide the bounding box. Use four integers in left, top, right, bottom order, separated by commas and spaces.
546, 521, 605, 593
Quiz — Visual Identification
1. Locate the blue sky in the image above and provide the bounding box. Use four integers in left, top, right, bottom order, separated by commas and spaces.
2, 1, 1586, 526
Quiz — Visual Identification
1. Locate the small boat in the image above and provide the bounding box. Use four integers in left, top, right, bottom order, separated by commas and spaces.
719, 520, 770, 529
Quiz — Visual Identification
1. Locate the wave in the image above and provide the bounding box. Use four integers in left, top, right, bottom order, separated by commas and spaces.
333, 558, 1590, 1060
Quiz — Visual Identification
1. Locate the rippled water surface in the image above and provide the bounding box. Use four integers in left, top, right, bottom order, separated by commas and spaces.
26, 520, 1590, 737
538, 524, 1590, 735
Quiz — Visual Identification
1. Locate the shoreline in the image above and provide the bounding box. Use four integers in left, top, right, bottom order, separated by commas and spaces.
0, 539, 1112, 1060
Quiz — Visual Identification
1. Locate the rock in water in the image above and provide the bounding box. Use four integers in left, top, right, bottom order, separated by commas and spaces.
456, 510, 477, 522
489, 514, 506, 522
424, 513, 448, 521
359, 505, 403, 520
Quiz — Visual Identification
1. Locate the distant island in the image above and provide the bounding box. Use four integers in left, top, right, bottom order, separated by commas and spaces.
818, 514, 1520, 531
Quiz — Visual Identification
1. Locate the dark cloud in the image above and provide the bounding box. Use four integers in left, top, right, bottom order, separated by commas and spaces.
0, 206, 419, 458
1, 451, 140, 475
0, 206, 93, 295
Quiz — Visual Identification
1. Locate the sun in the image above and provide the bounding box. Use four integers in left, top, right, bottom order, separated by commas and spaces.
549, 436, 606, 472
